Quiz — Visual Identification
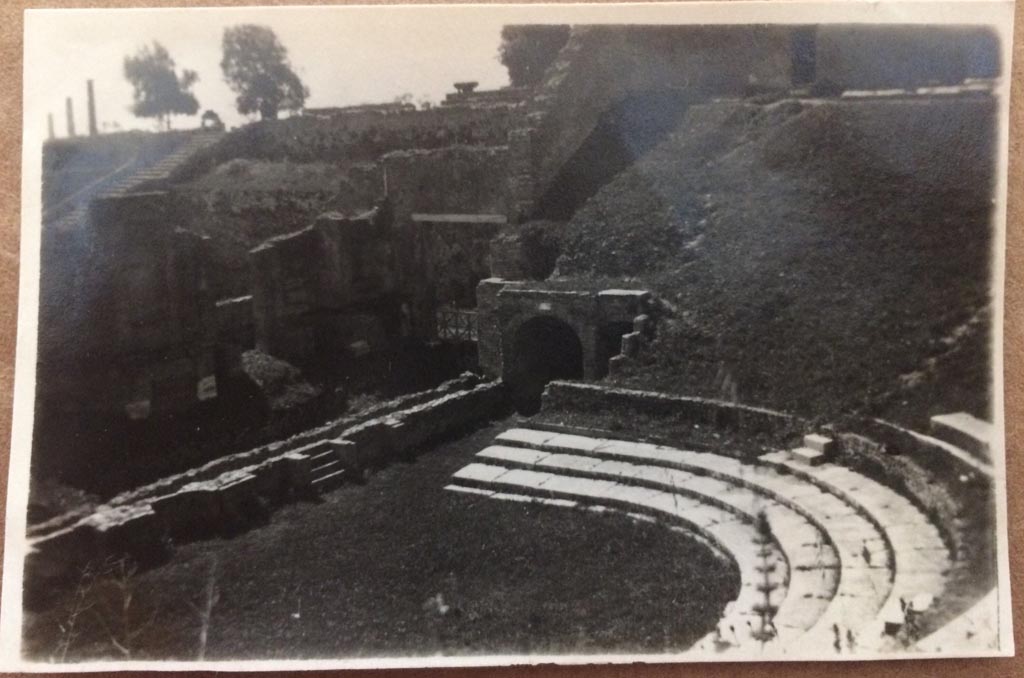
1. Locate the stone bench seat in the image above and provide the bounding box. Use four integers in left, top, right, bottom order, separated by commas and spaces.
759, 452, 951, 651
474, 428, 945, 654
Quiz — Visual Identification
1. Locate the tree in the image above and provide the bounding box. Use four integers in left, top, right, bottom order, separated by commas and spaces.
497, 25, 571, 87
123, 42, 199, 130
221, 25, 309, 121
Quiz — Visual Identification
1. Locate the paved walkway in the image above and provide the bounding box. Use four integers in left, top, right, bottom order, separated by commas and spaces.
446, 427, 952, 657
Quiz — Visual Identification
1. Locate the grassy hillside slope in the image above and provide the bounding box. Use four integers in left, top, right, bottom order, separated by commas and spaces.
556, 96, 997, 427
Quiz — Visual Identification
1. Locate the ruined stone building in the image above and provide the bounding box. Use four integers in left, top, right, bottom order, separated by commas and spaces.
34, 23, 1001, 490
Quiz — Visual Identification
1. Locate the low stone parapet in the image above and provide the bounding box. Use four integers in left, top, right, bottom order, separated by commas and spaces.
540, 380, 799, 435
25, 378, 509, 599
861, 417, 994, 481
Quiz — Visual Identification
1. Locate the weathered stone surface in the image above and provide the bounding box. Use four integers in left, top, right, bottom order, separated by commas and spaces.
39, 191, 218, 421
510, 26, 797, 219
250, 205, 398, 363
449, 426, 969, 655
790, 446, 827, 466
476, 284, 653, 382
929, 412, 993, 462
803, 433, 836, 456
540, 381, 798, 435
477, 445, 551, 466
620, 331, 642, 358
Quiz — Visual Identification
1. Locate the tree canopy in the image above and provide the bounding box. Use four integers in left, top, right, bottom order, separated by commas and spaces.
221, 25, 309, 120
123, 42, 200, 130
498, 25, 571, 87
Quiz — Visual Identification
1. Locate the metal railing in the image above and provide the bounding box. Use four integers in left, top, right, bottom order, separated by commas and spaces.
436, 307, 477, 342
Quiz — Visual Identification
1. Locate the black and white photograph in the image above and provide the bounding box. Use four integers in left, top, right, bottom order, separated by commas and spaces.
1, 1, 1015, 669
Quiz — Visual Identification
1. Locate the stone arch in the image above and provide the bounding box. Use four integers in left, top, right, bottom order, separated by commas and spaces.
506, 315, 584, 414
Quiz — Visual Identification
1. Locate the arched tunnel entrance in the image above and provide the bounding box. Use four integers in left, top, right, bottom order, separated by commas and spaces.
508, 316, 584, 415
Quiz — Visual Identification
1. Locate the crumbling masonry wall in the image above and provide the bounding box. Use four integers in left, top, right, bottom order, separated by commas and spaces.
36, 192, 218, 420
249, 206, 398, 364
381, 145, 511, 339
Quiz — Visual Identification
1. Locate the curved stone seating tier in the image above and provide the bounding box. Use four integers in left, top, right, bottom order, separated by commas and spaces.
758, 450, 951, 652
446, 427, 951, 656
493, 429, 892, 651
448, 462, 792, 652
472, 446, 845, 645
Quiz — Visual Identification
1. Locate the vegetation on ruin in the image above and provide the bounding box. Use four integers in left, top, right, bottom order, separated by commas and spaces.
123, 42, 200, 131
498, 25, 571, 87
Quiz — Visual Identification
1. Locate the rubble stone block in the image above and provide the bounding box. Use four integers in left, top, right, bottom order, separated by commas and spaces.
597, 289, 651, 320
620, 331, 642, 358
281, 451, 313, 492
346, 421, 394, 468
217, 473, 259, 525
330, 438, 360, 470
804, 433, 837, 456
152, 485, 220, 537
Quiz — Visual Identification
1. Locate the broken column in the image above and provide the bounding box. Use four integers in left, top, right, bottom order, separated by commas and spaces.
65, 97, 75, 137
87, 79, 98, 137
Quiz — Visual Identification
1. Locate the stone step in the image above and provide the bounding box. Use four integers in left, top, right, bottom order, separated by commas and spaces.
311, 468, 347, 493
760, 453, 950, 651
789, 447, 827, 467
309, 449, 337, 466
478, 446, 810, 536
803, 433, 835, 455
311, 458, 342, 479
494, 431, 888, 568
929, 412, 993, 463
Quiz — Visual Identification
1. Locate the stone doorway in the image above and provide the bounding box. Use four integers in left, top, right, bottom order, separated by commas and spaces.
508, 316, 584, 415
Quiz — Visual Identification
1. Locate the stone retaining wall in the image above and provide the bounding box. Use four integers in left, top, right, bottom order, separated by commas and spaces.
25, 377, 509, 596
860, 418, 994, 482
540, 381, 799, 435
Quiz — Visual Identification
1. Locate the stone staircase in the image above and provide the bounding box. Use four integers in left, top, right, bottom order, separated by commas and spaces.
45, 131, 224, 234
98, 130, 223, 198
306, 442, 349, 494
445, 427, 952, 657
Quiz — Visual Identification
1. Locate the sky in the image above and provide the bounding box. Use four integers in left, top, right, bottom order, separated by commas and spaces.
23, 2, 1015, 136
27, 7, 522, 134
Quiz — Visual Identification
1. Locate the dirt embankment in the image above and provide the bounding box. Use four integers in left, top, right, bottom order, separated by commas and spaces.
556, 96, 997, 428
